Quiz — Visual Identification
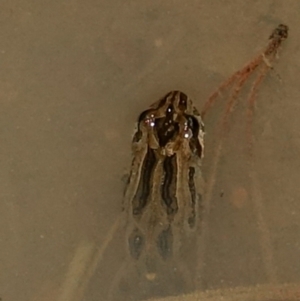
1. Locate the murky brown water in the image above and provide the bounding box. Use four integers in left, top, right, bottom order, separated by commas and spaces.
1, 1, 300, 301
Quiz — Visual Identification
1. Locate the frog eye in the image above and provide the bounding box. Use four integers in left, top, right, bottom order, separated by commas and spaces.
144, 114, 156, 127
183, 127, 193, 139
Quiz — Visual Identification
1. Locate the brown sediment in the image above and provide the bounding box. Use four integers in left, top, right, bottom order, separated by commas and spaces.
146, 282, 300, 301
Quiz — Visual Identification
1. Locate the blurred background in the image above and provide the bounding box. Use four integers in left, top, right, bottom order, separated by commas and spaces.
1, 1, 300, 300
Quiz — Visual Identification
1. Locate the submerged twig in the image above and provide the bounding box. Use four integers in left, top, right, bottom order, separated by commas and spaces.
201, 24, 288, 120
197, 24, 288, 288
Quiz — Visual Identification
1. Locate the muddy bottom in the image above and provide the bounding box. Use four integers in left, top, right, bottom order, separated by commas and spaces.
1, 1, 300, 301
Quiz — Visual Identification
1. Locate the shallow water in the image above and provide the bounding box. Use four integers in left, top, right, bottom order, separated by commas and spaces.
1, 1, 300, 301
